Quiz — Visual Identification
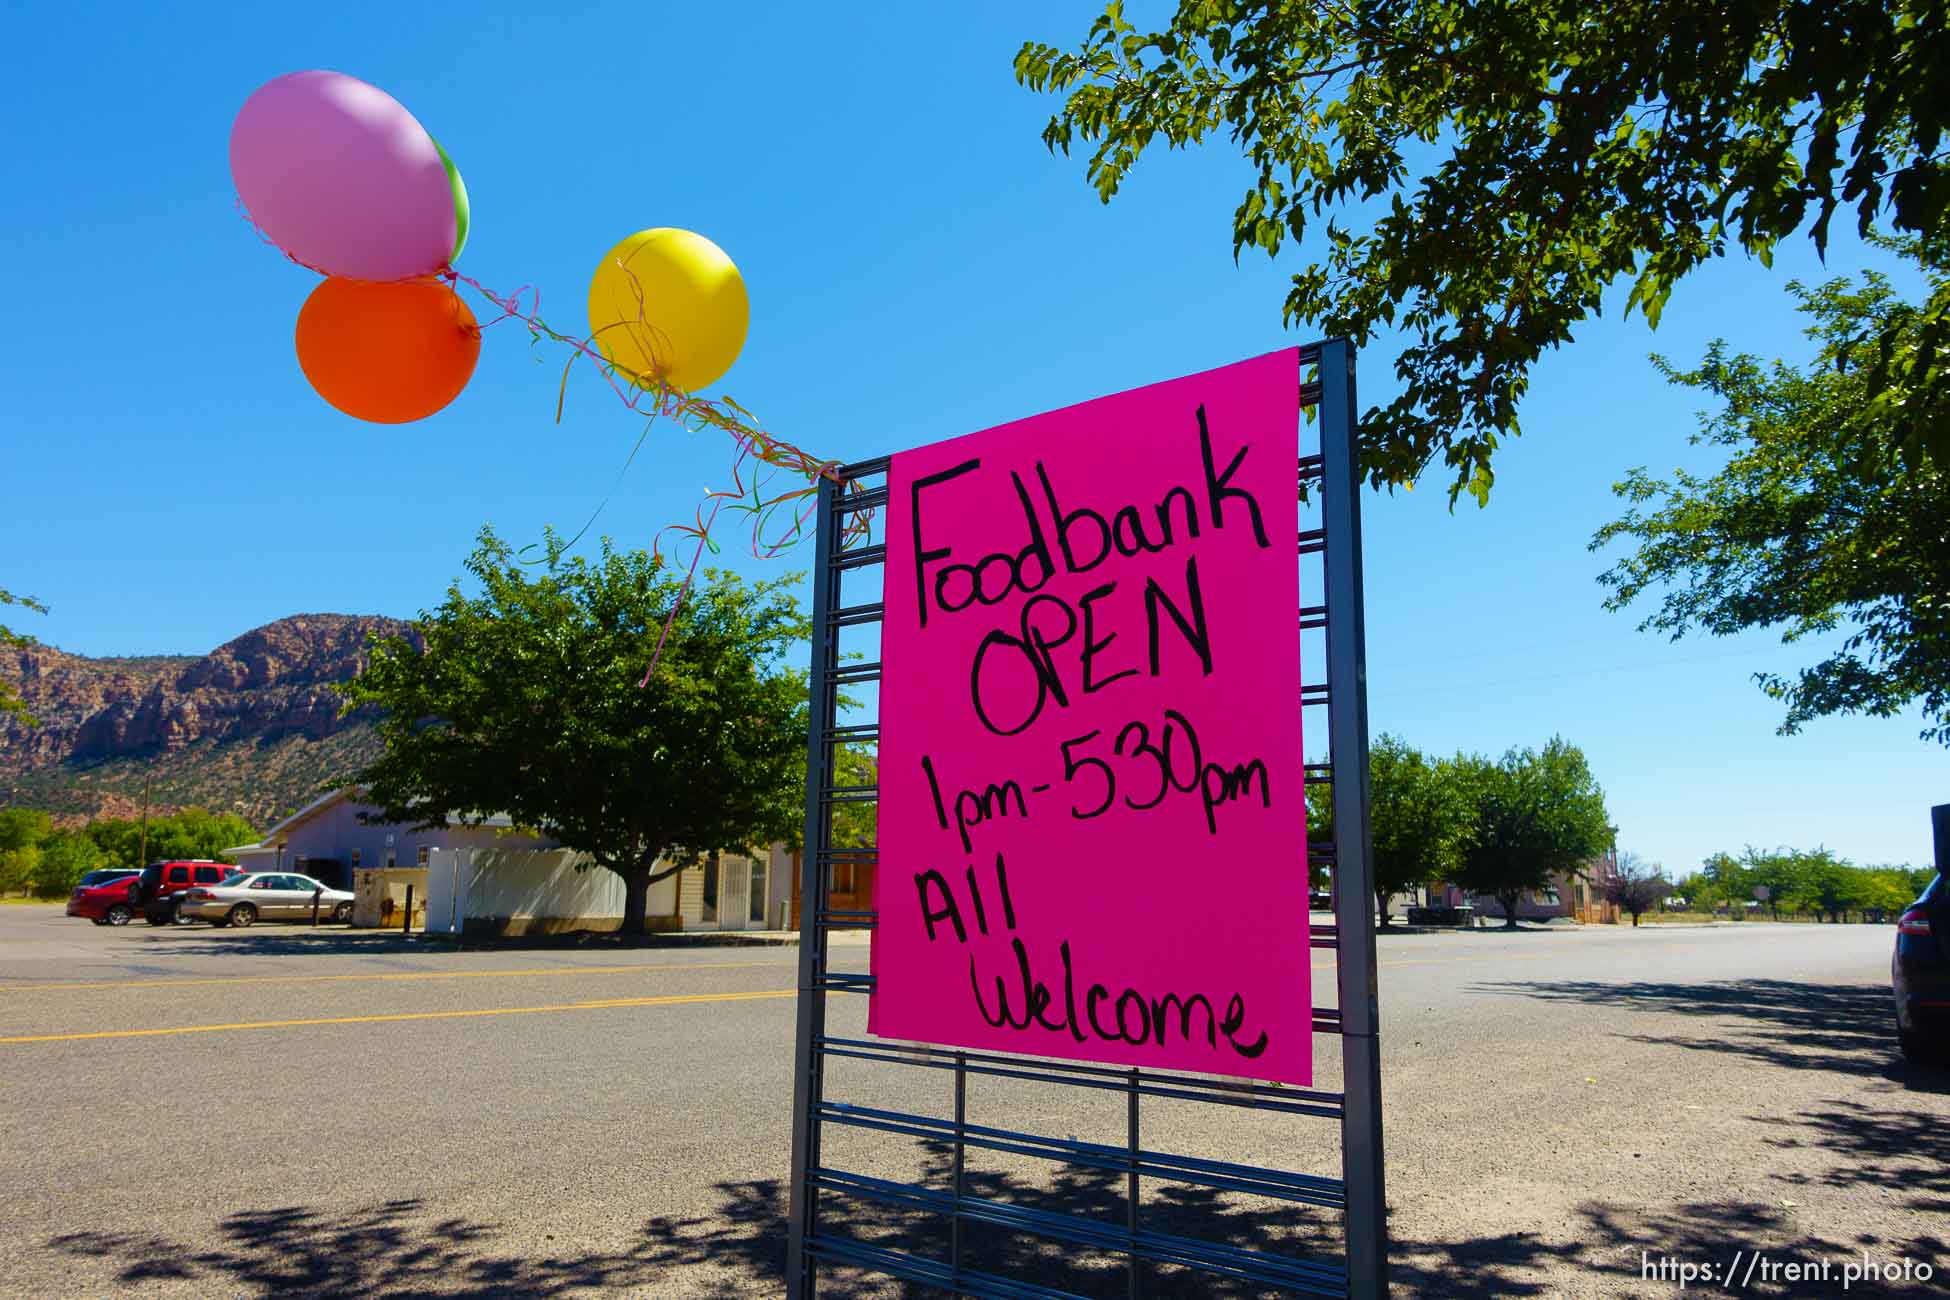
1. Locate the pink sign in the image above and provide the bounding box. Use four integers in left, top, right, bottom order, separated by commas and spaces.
873, 349, 1310, 1085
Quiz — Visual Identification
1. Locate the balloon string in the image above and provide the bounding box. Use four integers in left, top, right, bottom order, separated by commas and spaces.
237, 199, 875, 677
439, 266, 868, 547
438, 267, 876, 684
639, 493, 723, 687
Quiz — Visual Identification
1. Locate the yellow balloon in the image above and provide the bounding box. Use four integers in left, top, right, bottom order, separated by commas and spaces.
586, 228, 749, 393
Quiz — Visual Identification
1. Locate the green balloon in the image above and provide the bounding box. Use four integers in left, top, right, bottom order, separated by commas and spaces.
433, 138, 470, 265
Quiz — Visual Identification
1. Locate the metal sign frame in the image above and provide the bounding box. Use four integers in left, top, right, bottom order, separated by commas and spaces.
787, 338, 1385, 1297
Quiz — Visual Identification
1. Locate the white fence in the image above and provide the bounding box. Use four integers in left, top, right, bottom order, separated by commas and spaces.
423, 847, 678, 936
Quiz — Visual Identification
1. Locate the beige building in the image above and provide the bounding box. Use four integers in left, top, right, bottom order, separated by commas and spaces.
1426, 848, 1622, 924
228, 788, 792, 934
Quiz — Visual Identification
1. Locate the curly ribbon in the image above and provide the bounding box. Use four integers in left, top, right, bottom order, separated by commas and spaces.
241, 199, 874, 678
439, 266, 875, 678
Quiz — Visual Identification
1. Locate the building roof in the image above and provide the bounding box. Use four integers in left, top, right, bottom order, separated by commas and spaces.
226, 787, 526, 852
257, 788, 359, 843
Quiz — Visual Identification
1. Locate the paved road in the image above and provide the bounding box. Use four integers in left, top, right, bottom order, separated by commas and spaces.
0, 905, 1942, 1297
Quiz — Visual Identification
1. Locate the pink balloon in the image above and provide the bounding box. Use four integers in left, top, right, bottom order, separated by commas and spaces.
230, 71, 457, 282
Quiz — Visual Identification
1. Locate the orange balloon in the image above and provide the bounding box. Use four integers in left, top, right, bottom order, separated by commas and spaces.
295, 277, 480, 423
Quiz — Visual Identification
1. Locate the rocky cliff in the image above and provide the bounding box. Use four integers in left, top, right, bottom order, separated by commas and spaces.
0, 614, 412, 826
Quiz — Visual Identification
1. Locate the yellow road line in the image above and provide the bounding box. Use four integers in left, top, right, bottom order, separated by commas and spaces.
0, 989, 796, 1044
0, 960, 789, 995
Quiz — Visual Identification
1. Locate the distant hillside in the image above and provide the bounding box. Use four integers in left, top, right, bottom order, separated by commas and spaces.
0, 614, 412, 828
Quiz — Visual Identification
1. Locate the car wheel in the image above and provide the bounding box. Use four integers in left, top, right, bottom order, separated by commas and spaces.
105, 904, 133, 926
331, 902, 354, 925
227, 903, 257, 929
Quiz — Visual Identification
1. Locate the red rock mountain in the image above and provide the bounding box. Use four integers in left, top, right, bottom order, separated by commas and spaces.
0, 614, 411, 826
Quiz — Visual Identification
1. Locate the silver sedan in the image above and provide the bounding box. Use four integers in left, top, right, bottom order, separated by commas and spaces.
176, 872, 355, 927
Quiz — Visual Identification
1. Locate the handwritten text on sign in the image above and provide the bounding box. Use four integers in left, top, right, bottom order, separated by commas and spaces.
874, 349, 1310, 1085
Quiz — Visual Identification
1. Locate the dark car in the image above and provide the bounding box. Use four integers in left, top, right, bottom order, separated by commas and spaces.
127, 861, 243, 926
1893, 872, 1950, 1064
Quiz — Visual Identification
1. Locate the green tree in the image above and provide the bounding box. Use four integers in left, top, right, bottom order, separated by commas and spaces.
1453, 738, 1613, 928
1785, 849, 1865, 922
31, 830, 105, 899
0, 845, 41, 897
146, 808, 258, 863
830, 744, 877, 851
1303, 772, 1332, 895
1670, 871, 1713, 915
82, 810, 258, 870
0, 808, 51, 855
1741, 847, 1808, 921
1702, 851, 1754, 921
1593, 249, 1950, 744
342, 527, 811, 935
84, 818, 144, 869
0, 809, 54, 898
1859, 866, 1919, 921
1368, 734, 1469, 925
0, 587, 48, 723
1015, 2, 1950, 503
1304, 775, 1331, 837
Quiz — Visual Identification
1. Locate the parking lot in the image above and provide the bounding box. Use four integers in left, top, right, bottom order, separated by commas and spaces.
0, 903, 1943, 1297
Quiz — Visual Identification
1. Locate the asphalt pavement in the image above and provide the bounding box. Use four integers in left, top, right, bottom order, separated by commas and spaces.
0, 905, 1942, 1298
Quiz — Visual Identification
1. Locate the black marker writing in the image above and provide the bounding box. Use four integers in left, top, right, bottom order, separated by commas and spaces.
906, 405, 1267, 629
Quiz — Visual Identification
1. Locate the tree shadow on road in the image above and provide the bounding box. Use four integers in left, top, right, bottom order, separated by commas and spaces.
109, 928, 804, 960
50, 1197, 682, 1298
43, 1161, 1948, 1298
1464, 976, 1950, 1292
37, 1176, 1569, 1298
112, 928, 446, 959
635, 1157, 1945, 1299
1755, 1096, 1950, 1214
615, 1161, 1582, 1299
1470, 977, 1950, 1095
1575, 1199, 1946, 1298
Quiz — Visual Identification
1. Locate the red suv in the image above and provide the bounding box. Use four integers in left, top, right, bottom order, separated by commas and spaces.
128, 861, 241, 925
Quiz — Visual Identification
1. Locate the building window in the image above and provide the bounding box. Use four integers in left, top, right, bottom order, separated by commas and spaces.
1534, 888, 1561, 906
417, 846, 430, 868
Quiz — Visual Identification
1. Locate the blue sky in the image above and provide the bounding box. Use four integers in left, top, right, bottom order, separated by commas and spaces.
3, 1, 1944, 870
